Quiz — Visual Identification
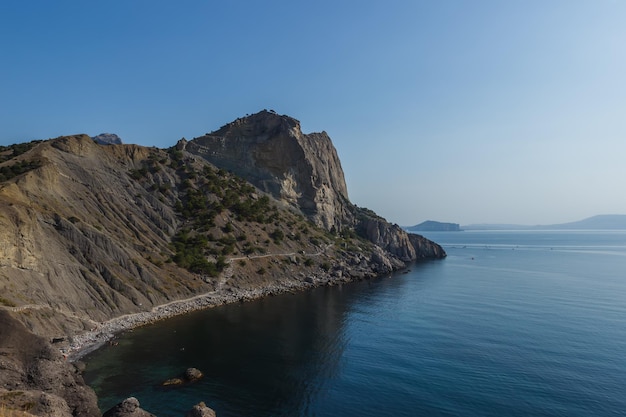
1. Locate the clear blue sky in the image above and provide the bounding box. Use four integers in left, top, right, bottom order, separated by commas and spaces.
1, 1, 625, 226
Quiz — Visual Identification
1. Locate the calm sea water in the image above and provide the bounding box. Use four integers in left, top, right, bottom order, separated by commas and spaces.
83, 230, 626, 417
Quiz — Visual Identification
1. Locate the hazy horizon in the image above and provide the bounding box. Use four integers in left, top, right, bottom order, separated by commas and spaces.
408, 213, 626, 228
2, 1, 625, 226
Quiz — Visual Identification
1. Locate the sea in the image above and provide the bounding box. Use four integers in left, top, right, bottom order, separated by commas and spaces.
83, 230, 626, 417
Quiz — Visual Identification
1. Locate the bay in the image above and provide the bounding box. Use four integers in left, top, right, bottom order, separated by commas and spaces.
83, 230, 626, 416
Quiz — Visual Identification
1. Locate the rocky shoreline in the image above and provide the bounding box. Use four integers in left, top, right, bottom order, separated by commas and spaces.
66, 270, 369, 362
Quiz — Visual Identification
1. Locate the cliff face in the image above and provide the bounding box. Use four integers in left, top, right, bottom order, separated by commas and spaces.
357, 215, 446, 261
183, 111, 351, 231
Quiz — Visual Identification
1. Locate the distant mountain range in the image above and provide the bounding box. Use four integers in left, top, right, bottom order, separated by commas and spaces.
461, 215, 626, 230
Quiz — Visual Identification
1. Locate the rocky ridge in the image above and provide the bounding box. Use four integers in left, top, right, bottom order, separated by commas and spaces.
0, 113, 445, 416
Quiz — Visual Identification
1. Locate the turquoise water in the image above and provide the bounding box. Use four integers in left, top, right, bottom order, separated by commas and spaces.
83, 230, 626, 416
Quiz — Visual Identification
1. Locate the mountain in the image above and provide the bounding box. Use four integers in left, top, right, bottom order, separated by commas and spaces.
182, 110, 350, 231
462, 214, 626, 230
543, 214, 626, 230
407, 220, 461, 232
0, 113, 445, 416
183, 110, 440, 262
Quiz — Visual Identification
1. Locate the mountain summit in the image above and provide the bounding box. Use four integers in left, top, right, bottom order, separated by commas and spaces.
182, 110, 349, 231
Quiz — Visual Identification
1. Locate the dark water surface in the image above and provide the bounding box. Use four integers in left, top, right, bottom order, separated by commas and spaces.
84, 230, 626, 416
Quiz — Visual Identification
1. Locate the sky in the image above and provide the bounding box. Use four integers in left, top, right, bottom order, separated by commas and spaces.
1, 1, 625, 226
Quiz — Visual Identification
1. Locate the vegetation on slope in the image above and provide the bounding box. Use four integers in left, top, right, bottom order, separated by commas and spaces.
0, 141, 43, 182
123, 144, 370, 282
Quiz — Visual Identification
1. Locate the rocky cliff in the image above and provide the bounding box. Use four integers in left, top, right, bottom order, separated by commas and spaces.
181, 110, 350, 231
183, 110, 443, 263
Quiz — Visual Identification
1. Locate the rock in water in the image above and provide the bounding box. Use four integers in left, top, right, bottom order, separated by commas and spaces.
185, 402, 217, 417
102, 397, 156, 417
162, 367, 204, 386
184, 367, 204, 381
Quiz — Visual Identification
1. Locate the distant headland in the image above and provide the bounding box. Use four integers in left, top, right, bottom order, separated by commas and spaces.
462, 215, 626, 231
406, 221, 461, 232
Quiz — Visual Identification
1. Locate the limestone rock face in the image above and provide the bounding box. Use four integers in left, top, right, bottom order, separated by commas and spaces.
184, 110, 350, 231
408, 233, 447, 258
356, 212, 445, 262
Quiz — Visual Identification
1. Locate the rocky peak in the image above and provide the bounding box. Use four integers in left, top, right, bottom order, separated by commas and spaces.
92, 133, 123, 145
185, 110, 350, 231
184, 111, 444, 262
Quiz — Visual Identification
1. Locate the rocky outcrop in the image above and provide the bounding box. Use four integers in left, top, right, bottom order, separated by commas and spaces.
356, 211, 446, 261
0, 310, 100, 417
102, 398, 216, 417
162, 368, 204, 386
183, 110, 350, 231
102, 397, 155, 417
408, 233, 447, 258
185, 402, 216, 417
92, 133, 123, 145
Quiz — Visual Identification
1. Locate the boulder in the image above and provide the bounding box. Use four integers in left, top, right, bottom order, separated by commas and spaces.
185, 401, 216, 417
102, 397, 156, 417
184, 367, 204, 381
162, 368, 203, 386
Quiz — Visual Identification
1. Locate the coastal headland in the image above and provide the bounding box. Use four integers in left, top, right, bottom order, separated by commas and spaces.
0, 111, 445, 416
